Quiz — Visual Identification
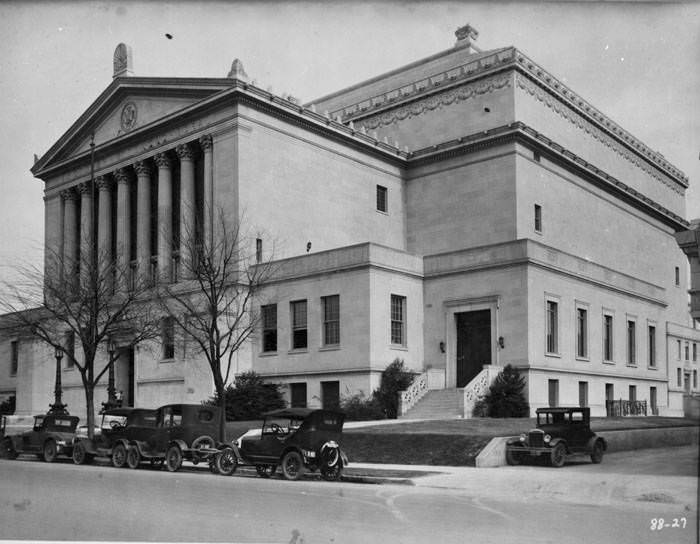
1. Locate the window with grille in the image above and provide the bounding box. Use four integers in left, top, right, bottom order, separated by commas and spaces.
627, 320, 636, 365
290, 300, 308, 350
648, 326, 656, 367
603, 314, 614, 361
546, 300, 558, 354
322, 295, 340, 346
261, 304, 277, 352
376, 185, 388, 213
390, 295, 406, 346
534, 204, 542, 232
576, 307, 588, 358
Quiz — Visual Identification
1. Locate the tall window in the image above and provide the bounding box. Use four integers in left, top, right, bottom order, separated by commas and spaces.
694, 370, 698, 389
650, 387, 657, 415
534, 204, 542, 233
290, 300, 308, 350
10, 340, 18, 375
627, 320, 636, 365
376, 185, 388, 213
390, 295, 406, 346
648, 325, 656, 367
685, 343, 690, 361
578, 381, 588, 408
675, 266, 680, 286
162, 317, 175, 360
290, 383, 307, 408
603, 314, 614, 361
693, 343, 697, 362
677, 339, 681, 359
548, 379, 559, 407
545, 300, 558, 354
65, 331, 75, 368
629, 385, 637, 402
256, 238, 263, 264
576, 307, 588, 358
261, 304, 277, 353
677, 368, 682, 387
322, 295, 340, 346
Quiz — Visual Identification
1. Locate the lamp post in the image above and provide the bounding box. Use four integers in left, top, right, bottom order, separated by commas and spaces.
107, 339, 117, 407
49, 346, 68, 415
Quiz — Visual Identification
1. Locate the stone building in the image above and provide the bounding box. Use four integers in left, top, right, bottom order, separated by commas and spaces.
2, 26, 698, 418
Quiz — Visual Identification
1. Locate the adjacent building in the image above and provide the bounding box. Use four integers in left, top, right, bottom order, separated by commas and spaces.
2, 26, 698, 419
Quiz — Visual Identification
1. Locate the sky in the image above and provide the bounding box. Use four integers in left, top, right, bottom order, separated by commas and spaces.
0, 1, 699, 285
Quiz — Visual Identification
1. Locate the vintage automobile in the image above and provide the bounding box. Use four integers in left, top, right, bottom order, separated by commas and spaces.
124, 404, 222, 472
72, 407, 158, 467
505, 407, 607, 467
216, 408, 348, 481
1, 413, 80, 462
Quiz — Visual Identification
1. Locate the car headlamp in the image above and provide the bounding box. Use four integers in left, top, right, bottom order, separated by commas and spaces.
301, 449, 316, 459
544, 434, 552, 444
519, 433, 526, 442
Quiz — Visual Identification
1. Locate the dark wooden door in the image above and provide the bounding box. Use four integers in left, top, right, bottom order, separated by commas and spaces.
455, 310, 491, 388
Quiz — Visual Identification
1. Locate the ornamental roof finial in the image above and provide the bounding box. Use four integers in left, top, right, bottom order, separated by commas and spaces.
113, 43, 134, 78
454, 24, 480, 52
227, 58, 249, 81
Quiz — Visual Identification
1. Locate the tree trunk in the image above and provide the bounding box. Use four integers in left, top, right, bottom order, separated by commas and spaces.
84, 386, 95, 440
218, 383, 226, 443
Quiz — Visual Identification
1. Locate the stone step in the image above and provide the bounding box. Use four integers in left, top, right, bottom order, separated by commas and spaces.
400, 388, 465, 420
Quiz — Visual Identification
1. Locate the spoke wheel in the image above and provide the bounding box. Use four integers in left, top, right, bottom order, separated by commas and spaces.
590, 441, 604, 464
505, 447, 521, 466
126, 446, 141, 469
320, 460, 343, 481
216, 448, 238, 476
165, 445, 183, 472
255, 465, 276, 478
43, 440, 57, 463
112, 443, 128, 468
72, 442, 88, 465
281, 451, 305, 481
550, 443, 566, 468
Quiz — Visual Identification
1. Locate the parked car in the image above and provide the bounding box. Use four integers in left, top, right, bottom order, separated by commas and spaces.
505, 407, 607, 467
125, 404, 222, 472
1, 414, 80, 462
72, 407, 157, 467
216, 408, 348, 481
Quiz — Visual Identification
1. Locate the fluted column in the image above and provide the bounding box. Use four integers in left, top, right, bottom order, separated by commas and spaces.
114, 168, 132, 292
155, 152, 173, 283
61, 189, 79, 281
177, 143, 196, 276
96, 176, 113, 274
199, 135, 213, 249
134, 160, 152, 286
78, 181, 94, 287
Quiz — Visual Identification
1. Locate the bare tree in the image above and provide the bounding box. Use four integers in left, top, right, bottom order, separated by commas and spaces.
0, 246, 161, 439
158, 210, 277, 442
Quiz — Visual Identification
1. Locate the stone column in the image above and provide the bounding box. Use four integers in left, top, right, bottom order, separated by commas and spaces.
177, 143, 196, 276
61, 188, 79, 280
155, 152, 173, 283
199, 135, 213, 249
114, 168, 132, 291
134, 160, 152, 286
96, 175, 113, 272
78, 181, 94, 287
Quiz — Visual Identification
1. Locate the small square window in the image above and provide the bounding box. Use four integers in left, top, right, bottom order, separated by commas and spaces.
376, 185, 388, 213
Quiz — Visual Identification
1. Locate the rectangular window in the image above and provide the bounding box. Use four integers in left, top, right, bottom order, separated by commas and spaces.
545, 300, 558, 354
650, 387, 657, 415
576, 307, 588, 358
694, 370, 698, 389
605, 383, 614, 403
685, 343, 690, 361
629, 385, 637, 402
321, 380, 340, 410
290, 383, 307, 408
675, 266, 680, 286
256, 238, 263, 264
322, 295, 340, 346
648, 326, 656, 368
578, 381, 588, 408
162, 317, 175, 360
290, 300, 308, 350
390, 295, 406, 346
10, 340, 18, 375
677, 339, 681, 359
261, 304, 277, 352
376, 185, 388, 213
693, 343, 697, 362
677, 368, 682, 387
603, 314, 614, 362
534, 204, 542, 233
548, 379, 559, 407
64, 331, 75, 368
627, 320, 636, 365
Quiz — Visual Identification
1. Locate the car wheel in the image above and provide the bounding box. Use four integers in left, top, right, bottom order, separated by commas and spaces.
1, 438, 17, 460
112, 443, 128, 468
505, 447, 521, 466
590, 440, 604, 464
320, 460, 343, 482
126, 446, 141, 469
215, 447, 238, 476
281, 451, 305, 481
73, 442, 88, 465
165, 445, 183, 472
550, 443, 566, 468
255, 465, 276, 478
43, 440, 57, 463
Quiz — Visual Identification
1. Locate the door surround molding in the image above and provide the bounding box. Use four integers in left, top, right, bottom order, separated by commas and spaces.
444, 295, 500, 388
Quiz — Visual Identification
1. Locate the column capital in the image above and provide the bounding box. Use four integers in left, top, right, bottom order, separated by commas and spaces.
95, 175, 113, 191
134, 160, 152, 177
77, 181, 92, 195
154, 152, 172, 169
199, 134, 213, 152
176, 143, 195, 161
114, 167, 132, 185
60, 188, 78, 201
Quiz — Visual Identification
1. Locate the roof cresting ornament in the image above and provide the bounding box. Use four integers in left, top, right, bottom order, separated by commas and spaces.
454, 24, 480, 53
113, 43, 134, 79
227, 58, 249, 82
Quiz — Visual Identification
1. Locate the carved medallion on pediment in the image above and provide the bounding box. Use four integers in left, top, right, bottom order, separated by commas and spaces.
120, 102, 138, 132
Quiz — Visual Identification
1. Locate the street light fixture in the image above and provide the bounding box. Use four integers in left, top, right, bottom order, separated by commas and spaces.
48, 346, 68, 414
107, 339, 117, 407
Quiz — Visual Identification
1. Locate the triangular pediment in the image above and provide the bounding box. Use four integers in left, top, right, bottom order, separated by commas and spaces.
34, 77, 234, 176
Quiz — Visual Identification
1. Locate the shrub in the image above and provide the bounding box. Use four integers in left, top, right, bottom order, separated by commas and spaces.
0, 395, 15, 415
341, 392, 384, 421
471, 396, 489, 417
482, 365, 529, 418
375, 358, 415, 419
205, 371, 285, 420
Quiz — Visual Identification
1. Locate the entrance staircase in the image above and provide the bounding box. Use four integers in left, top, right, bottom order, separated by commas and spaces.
399, 388, 464, 419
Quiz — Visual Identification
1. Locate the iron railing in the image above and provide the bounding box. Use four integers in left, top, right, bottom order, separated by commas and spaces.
606, 399, 648, 417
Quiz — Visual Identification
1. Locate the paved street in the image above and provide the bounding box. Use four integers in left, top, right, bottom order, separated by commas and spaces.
1, 447, 697, 544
